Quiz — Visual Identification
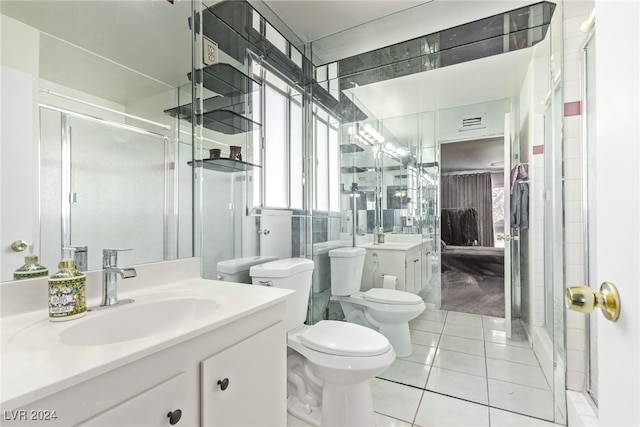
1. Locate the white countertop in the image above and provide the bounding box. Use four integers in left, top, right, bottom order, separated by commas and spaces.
358, 241, 421, 251
0, 277, 290, 409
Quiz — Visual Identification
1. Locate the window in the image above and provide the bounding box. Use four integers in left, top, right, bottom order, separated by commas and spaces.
256, 70, 339, 213
290, 100, 303, 209
264, 84, 288, 208
313, 108, 340, 212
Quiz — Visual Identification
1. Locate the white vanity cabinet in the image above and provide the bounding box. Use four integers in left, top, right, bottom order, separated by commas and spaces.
360, 244, 422, 294
201, 322, 285, 426
80, 373, 193, 427
3, 300, 287, 427
5, 346, 200, 427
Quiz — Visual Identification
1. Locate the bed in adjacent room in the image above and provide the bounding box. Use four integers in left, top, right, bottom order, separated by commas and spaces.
439, 207, 505, 317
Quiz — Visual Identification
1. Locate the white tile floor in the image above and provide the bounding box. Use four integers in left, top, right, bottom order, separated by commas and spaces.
288, 309, 561, 427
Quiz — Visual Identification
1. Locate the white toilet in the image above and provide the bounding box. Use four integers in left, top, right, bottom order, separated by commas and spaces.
216, 255, 278, 283
250, 258, 395, 427
329, 247, 426, 358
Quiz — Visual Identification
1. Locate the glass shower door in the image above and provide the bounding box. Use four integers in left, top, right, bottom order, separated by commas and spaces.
67, 114, 167, 270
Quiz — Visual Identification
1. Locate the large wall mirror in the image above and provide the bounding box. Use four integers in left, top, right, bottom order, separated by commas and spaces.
304, 0, 566, 423
1, 1, 195, 280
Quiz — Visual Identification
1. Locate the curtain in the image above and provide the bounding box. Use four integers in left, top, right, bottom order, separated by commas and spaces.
441, 172, 494, 247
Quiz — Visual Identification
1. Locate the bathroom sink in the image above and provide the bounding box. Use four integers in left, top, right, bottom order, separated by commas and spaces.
59, 296, 219, 346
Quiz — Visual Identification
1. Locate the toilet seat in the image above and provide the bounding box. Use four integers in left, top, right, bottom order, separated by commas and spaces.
362, 288, 424, 305
301, 320, 391, 357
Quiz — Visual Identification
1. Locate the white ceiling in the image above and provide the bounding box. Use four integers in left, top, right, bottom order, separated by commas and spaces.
1, 0, 193, 104
261, 0, 432, 44
347, 47, 533, 121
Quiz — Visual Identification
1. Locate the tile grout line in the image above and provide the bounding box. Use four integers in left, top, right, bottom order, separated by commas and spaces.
482, 316, 494, 426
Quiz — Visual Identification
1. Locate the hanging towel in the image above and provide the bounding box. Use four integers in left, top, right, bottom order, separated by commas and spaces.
510, 179, 529, 230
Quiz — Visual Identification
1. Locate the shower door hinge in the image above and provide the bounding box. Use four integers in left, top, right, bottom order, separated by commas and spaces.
69, 192, 77, 203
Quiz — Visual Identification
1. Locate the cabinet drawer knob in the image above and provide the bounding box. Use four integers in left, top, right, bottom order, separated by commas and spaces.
167, 409, 182, 425
218, 378, 230, 391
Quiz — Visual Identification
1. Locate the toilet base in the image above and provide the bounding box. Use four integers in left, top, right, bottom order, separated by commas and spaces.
287, 380, 375, 427
287, 395, 322, 426
320, 381, 375, 427
379, 322, 413, 358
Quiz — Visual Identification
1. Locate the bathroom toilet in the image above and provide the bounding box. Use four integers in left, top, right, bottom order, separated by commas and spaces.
329, 247, 426, 358
250, 258, 395, 427
216, 255, 278, 283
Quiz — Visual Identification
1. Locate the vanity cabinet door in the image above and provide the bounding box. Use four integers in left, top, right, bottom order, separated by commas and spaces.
413, 251, 422, 293
201, 322, 286, 427
405, 250, 422, 294
79, 373, 195, 427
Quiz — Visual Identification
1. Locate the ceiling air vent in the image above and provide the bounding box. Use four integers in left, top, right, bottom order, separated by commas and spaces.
459, 113, 486, 131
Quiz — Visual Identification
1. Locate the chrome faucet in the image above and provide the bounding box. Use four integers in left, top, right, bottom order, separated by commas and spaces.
94, 248, 137, 310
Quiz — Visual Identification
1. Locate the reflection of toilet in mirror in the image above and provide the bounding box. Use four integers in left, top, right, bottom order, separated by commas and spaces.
216, 256, 278, 283
216, 210, 293, 283
329, 247, 426, 357
250, 258, 395, 427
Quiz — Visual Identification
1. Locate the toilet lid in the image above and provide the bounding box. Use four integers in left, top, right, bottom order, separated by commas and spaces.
362, 288, 424, 305
300, 320, 391, 357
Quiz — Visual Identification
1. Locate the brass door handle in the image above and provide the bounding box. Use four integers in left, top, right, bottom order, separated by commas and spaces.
497, 234, 519, 242
11, 240, 28, 252
565, 282, 620, 321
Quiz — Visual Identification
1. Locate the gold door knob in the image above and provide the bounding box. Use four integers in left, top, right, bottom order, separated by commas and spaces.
565, 282, 620, 321
497, 234, 519, 242
11, 240, 28, 252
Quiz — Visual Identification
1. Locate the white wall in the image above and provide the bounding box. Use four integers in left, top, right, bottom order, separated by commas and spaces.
0, 16, 39, 281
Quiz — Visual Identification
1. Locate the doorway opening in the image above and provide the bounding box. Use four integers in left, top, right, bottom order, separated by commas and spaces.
439, 137, 506, 318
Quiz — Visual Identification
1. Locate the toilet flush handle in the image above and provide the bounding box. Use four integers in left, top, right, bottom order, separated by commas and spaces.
258, 280, 273, 287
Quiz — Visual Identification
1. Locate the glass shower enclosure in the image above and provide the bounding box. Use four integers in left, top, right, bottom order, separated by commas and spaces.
39, 106, 176, 271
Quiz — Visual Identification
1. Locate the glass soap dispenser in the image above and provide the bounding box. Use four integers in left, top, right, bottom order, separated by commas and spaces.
48, 247, 87, 321
13, 246, 48, 280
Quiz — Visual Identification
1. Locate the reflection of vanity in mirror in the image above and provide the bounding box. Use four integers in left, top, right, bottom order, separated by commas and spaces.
1, 2, 194, 280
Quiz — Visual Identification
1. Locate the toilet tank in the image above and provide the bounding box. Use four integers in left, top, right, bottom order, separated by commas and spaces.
328, 247, 366, 296
311, 241, 341, 293
216, 256, 278, 283
249, 258, 314, 331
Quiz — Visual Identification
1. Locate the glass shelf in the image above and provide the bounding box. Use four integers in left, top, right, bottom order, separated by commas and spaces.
340, 143, 365, 153
201, 109, 261, 134
164, 95, 258, 135
188, 158, 261, 173
189, 63, 261, 97
165, 95, 248, 117
194, 0, 368, 123
341, 166, 368, 173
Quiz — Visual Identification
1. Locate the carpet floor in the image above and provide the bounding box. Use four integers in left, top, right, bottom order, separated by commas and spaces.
440, 269, 505, 318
